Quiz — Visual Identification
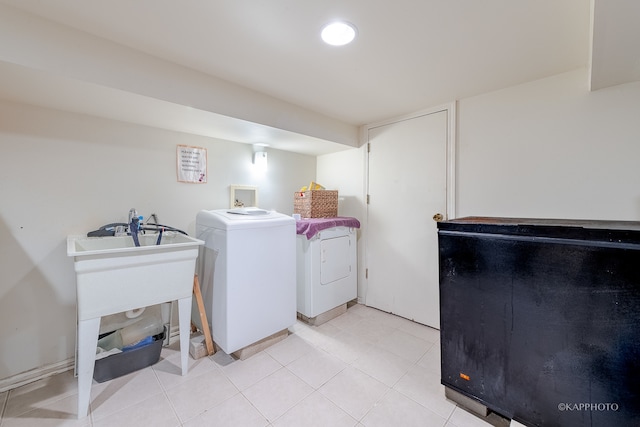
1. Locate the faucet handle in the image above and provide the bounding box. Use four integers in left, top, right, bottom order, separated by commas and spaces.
128, 208, 138, 224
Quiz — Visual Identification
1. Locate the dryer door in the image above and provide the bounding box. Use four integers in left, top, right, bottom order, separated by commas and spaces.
320, 235, 351, 285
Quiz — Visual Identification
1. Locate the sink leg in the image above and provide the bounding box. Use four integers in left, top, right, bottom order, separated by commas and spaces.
77, 317, 100, 419
178, 296, 192, 376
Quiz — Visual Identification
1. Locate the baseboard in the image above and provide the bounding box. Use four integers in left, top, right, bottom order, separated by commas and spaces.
0, 358, 75, 393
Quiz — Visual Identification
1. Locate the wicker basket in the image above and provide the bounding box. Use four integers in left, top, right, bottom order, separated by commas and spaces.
294, 190, 338, 218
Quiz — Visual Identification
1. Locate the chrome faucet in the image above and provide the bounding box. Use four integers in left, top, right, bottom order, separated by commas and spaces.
128, 208, 141, 246
128, 208, 138, 225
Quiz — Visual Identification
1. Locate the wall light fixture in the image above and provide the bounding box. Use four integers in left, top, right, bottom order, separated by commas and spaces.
253, 144, 268, 171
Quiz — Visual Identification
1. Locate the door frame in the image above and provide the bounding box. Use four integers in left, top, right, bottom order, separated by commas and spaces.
359, 101, 457, 306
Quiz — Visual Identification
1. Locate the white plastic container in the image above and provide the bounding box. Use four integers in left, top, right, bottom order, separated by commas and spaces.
120, 313, 164, 346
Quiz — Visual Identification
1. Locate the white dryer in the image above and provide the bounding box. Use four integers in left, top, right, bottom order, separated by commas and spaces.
296, 218, 359, 319
195, 208, 296, 354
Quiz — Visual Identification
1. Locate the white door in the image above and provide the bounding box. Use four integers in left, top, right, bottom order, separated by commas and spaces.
366, 110, 448, 328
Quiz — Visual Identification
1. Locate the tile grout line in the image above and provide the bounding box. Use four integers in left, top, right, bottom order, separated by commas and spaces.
150, 361, 184, 426
160, 350, 243, 425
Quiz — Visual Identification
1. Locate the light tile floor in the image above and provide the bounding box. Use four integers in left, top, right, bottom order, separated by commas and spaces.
0, 304, 502, 427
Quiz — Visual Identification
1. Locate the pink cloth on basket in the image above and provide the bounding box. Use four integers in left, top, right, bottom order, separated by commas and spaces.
296, 216, 361, 239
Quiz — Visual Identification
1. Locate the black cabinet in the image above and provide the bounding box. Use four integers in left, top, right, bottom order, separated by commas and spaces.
438, 217, 640, 427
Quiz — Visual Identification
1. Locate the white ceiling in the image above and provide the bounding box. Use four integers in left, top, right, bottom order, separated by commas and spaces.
589, 1, 640, 90
0, 0, 637, 155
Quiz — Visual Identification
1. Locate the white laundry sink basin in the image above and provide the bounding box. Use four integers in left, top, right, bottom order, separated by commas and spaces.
67, 233, 204, 321
68, 232, 201, 256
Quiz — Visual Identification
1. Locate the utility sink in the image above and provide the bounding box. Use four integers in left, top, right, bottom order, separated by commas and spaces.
67, 232, 203, 418
68, 232, 202, 256
67, 233, 204, 320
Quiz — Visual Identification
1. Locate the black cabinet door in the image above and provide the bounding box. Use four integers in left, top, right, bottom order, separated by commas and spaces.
439, 219, 640, 427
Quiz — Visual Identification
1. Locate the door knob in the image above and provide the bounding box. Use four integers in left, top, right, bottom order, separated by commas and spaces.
433, 213, 444, 222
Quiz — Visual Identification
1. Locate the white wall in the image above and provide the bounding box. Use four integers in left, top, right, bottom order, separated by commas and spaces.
457, 68, 640, 220
317, 147, 367, 300
0, 100, 316, 383
317, 148, 366, 220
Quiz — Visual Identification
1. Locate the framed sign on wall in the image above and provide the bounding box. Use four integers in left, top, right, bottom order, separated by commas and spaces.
177, 145, 207, 183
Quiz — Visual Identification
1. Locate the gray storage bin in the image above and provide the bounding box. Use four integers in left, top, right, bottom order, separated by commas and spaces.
93, 331, 164, 383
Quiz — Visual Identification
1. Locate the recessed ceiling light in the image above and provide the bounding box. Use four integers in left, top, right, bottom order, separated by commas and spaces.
321, 21, 357, 46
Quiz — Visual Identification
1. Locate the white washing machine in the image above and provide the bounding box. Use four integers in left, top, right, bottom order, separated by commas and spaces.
195, 208, 296, 354
296, 220, 358, 318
